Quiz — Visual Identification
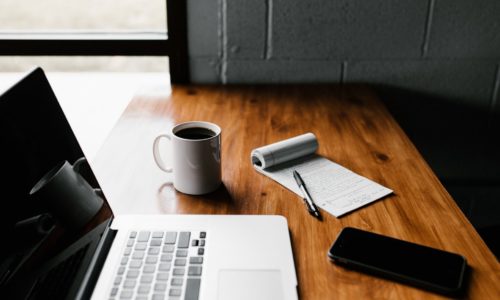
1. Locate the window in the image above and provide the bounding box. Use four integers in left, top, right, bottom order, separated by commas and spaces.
0, 0, 167, 32
0, 0, 188, 82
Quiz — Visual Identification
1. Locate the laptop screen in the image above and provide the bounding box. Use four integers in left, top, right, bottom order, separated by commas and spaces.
0, 68, 110, 287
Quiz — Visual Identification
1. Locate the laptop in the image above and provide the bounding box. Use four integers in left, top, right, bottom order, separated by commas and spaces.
0, 68, 298, 300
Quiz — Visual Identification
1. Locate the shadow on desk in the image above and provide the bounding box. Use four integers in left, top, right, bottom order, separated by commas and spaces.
372, 85, 500, 260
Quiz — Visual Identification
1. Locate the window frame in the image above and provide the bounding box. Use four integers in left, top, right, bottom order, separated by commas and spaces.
0, 0, 189, 83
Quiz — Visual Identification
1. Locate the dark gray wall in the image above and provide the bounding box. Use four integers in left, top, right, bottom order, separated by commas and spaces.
188, 0, 500, 103
187, 0, 500, 234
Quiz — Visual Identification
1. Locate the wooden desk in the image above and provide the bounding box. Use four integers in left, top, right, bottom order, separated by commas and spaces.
93, 84, 500, 299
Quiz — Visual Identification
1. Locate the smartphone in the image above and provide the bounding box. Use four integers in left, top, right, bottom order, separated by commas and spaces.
328, 227, 468, 296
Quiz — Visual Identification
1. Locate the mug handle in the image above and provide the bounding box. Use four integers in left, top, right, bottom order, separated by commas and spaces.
72, 157, 87, 173
72, 157, 105, 199
153, 134, 173, 173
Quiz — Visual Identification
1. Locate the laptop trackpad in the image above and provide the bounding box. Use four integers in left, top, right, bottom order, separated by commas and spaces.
218, 269, 284, 300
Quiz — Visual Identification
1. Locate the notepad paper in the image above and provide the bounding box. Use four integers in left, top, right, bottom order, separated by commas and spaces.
251, 133, 393, 217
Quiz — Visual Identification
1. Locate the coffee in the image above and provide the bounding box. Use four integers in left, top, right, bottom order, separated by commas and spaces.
175, 127, 216, 140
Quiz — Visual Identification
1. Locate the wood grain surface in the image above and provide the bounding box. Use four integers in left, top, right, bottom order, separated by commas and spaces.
93, 84, 500, 299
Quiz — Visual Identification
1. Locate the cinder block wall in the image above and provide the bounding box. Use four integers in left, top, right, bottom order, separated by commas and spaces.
187, 0, 500, 231
188, 0, 500, 105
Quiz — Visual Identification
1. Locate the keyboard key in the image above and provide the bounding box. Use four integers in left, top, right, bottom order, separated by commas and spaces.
120, 290, 133, 299
159, 263, 171, 271
126, 270, 139, 279
121, 257, 128, 265
171, 278, 183, 286
174, 258, 187, 266
138, 284, 151, 294
110, 287, 118, 296
198, 248, 204, 255
132, 251, 145, 259
148, 247, 160, 255
114, 276, 122, 285
199, 240, 205, 247
152, 294, 165, 300
189, 257, 203, 264
150, 239, 162, 247
169, 288, 182, 296
135, 243, 147, 250
164, 232, 177, 244
163, 245, 175, 253
156, 272, 169, 281
124, 247, 132, 256
188, 266, 202, 276
178, 232, 191, 248
140, 274, 154, 283
117, 266, 126, 275
138, 231, 151, 242
126, 239, 134, 247
136, 297, 148, 300
173, 268, 185, 276
191, 239, 199, 247
123, 279, 136, 289
161, 254, 173, 262
185, 278, 201, 300
129, 231, 137, 238
199, 232, 206, 239
154, 283, 167, 292
146, 256, 158, 264
152, 231, 164, 238
143, 265, 156, 273
176, 250, 188, 257
129, 260, 142, 268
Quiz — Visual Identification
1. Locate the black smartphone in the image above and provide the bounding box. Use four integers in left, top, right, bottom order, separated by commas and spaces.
328, 227, 468, 296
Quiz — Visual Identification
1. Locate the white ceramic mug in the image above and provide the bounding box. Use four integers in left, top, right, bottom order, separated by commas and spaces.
153, 121, 221, 195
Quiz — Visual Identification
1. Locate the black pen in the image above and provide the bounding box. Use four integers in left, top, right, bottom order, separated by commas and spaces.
293, 170, 322, 220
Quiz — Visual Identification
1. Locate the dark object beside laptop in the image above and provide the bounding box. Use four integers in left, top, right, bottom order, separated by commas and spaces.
328, 227, 469, 297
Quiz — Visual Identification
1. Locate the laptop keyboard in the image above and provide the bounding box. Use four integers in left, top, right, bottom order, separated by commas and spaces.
110, 231, 206, 300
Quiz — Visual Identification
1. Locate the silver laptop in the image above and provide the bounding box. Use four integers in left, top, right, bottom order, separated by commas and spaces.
0, 68, 298, 300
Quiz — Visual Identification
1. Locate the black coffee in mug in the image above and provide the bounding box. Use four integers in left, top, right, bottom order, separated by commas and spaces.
175, 127, 216, 140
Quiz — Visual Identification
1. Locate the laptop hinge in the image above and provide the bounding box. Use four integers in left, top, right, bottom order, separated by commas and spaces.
75, 219, 117, 300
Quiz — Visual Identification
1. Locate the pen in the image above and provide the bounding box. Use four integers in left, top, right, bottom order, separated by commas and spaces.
293, 170, 322, 220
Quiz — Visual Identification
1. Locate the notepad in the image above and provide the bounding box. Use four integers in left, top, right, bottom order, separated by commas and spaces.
251, 133, 393, 217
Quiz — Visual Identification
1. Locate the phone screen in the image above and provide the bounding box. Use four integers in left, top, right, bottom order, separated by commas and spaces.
328, 227, 467, 293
